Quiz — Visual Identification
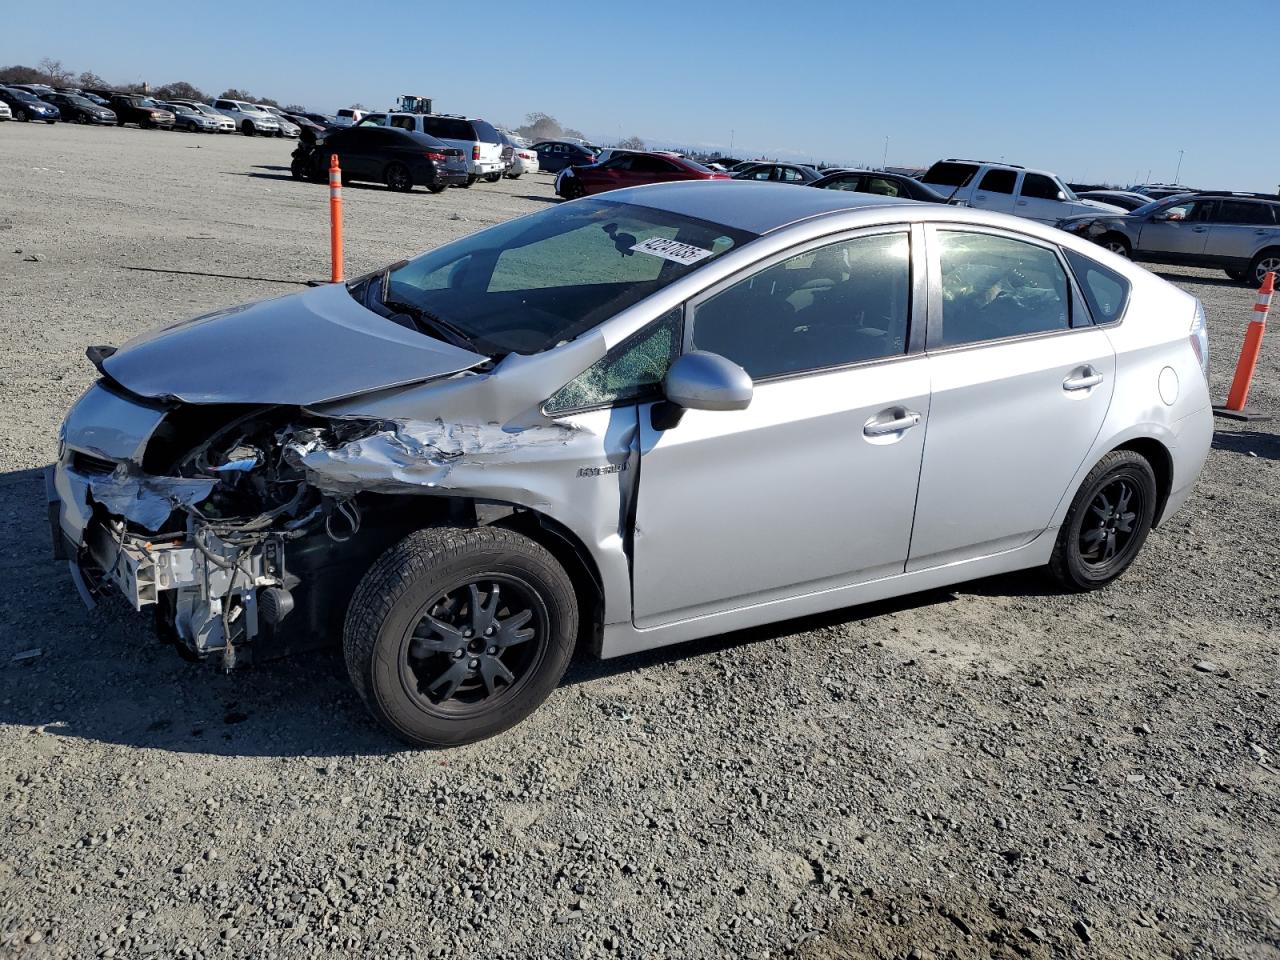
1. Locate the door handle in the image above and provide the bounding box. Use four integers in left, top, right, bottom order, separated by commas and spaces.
1063, 370, 1104, 391
1192, 226, 1207, 233
1016, 200, 1028, 206
863, 411, 921, 436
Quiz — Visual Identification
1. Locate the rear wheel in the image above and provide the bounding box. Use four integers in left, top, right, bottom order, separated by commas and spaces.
505, 172, 522, 180
290, 155, 308, 180
427, 184, 447, 194
385, 162, 413, 192
344, 527, 578, 747
1248, 250, 1280, 287
484, 172, 502, 183
1049, 450, 1157, 591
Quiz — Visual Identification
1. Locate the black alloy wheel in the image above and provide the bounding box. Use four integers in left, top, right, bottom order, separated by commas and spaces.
15, 108, 27, 122
385, 162, 413, 192
1049, 450, 1157, 590
344, 526, 578, 747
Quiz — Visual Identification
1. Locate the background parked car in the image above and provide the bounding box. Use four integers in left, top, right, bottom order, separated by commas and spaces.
282, 112, 326, 136
0, 87, 60, 123
330, 107, 365, 128
211, 98, 280, 136
810, 169, 949, 202
0, 101, 10, 121
500, 134, 539, 178
160, 102, 219, 133
1132, 183, 1199, 200
532, 140, 598, 173
9, 82, 58, 98
920, 159, 1125, 222
1057, 191, 1280, 285
255, 105, 299, 138
163, 99, 235, 132
292, 125, 469, 193
107, 94, 173, 129
1075, 189, 1159, 212
40, 92, 116, 125
555, 151, 729, 199
732, 162, 822, 184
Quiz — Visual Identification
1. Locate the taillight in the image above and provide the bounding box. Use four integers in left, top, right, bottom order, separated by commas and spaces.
472, 145, 480, 161
425, 151, 447, 162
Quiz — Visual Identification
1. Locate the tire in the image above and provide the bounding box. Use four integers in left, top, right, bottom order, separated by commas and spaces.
76, 114, 89, 125
290, 155, 308, 181
1248, 249, 1280, 287
242, 120, 255, 137
1048, 449, 1158, 591
15, 108, 27, 122
560, 178, 584, 200
505, 172, 522, 180
344, 526, 578, 747
1099, 233, 1130, 258
462, 174, 477, 188
427, 184, 447, 194
385, 162, 413, 192
484, 172, 502, 183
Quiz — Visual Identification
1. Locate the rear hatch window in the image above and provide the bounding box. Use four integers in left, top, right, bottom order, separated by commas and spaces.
424, 117, 476, 141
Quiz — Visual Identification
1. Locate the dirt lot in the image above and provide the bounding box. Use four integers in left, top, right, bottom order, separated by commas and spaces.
0, 123, 1277, 960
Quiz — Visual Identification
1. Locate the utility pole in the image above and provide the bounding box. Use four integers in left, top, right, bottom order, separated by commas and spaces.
1174, 149, 1184, 184
882, 136, 889, 170
729, 129, 735, 153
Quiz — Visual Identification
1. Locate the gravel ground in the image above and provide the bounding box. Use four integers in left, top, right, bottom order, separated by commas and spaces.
0, 124, 1277, 960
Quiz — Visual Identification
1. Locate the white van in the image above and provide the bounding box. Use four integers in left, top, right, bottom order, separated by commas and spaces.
330, 107, 367, 128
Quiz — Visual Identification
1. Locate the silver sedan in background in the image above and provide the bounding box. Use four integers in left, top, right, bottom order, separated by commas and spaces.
48, 183, 1212, 747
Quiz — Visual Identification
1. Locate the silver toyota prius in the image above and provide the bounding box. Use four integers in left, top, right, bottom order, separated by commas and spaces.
48, 182, 1213, 746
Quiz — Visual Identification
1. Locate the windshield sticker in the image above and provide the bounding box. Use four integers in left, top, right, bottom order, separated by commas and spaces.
630, 237, 713, 265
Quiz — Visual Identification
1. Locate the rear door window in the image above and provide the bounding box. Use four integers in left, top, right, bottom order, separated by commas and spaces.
1216, 200, 1276, 225
865, 176, 904, 197
935, 231, 1070, 347
977, 169, 1017, 194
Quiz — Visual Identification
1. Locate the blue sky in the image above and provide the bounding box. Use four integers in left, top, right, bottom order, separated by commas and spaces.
4, 0, 1277, 190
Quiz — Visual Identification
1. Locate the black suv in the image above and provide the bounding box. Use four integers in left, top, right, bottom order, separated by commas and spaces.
291, 126, 469, 193
1058, 192, 1280, 286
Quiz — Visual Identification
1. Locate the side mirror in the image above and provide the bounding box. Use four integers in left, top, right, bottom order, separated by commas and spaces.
1056, 191, 1067, 202
653, 352, 752, 430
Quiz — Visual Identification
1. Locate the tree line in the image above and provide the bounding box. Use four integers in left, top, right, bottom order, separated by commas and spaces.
0, 58, 309, 113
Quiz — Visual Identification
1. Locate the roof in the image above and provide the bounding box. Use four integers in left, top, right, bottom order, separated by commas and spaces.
603, 181, 918, 235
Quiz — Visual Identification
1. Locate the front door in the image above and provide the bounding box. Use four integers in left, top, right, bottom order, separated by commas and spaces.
1014, 172, 1071, 223
632, 229, 928, 627
1135, 198, 1213, 262
908, 227, 1116, 569
1204, 199, 1280, 266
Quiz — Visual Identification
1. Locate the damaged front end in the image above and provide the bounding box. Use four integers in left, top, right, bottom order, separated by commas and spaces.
49, 384, 400, 667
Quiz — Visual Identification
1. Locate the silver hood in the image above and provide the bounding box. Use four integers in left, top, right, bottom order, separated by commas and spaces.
102, 282, 488, 406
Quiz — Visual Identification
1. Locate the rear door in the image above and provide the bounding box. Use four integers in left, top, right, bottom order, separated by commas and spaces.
908, 226, 1116, 569
1015, 172, 1071, 223
1204, 199, 1280, 266
968, 168, 1018, 215
629, 154, 682, 185
1134, 198, 1213, 263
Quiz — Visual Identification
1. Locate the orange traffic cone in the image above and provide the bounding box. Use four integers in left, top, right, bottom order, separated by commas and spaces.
1214, 270, 1274, 420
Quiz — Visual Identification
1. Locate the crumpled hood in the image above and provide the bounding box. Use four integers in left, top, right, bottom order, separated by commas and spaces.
103, 282, 488, 406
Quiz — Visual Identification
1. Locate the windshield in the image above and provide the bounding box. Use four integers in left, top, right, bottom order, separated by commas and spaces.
9, 89, 40, 102
1128, 197, 1181, 218
363, 199, 755, 356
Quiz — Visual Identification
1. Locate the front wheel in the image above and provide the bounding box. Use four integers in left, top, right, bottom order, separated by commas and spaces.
242, 121, 255, 137
1100, 234, 1130, 258
1048, 450, 1157, 591
344, 527, 578, 747
290, 155, 308, 180
559, 177, 584, 200
15, 108, 27, 122
427, 184, 447, 194
385, 162, 413, 192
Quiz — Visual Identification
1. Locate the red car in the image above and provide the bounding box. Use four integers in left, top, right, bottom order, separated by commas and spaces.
556, 151, 729, 198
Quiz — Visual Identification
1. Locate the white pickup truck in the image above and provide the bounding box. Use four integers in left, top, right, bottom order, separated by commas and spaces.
920, 159, 1125, 223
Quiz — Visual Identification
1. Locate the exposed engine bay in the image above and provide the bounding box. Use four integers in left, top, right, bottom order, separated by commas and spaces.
57, 401, 467, 667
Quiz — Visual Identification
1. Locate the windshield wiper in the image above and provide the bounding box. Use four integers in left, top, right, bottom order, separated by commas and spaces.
381, 298, 483, 354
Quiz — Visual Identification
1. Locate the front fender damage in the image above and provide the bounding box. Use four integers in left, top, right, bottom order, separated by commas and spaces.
285, 418, 584, 500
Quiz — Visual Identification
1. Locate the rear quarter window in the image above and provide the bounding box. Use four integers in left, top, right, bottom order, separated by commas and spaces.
1063, 249, 1130, 324
424, 117, 474, 140
471, 120, 501, 143
923, 161, 979, 187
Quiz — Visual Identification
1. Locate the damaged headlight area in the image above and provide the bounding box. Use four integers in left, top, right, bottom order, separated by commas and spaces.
68, 407, 378, 668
